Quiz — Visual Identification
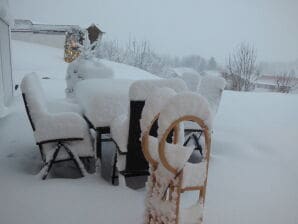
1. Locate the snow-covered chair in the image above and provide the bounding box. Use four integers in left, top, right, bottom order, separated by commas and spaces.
142, 92, 212, 224
21, 73, 94, 179
197, 75, 226, 114
184, 75, 226, 155
110, 78, 187, 185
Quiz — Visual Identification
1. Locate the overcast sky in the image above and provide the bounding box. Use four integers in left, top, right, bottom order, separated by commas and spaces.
10, 0, 298, 64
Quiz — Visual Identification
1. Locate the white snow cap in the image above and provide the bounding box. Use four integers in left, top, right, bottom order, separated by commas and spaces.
158, 92, 212, 140
140, 87, 176, 136
129, 78, 187, 101
197, 75, 226, 114
21, 72, 47, 118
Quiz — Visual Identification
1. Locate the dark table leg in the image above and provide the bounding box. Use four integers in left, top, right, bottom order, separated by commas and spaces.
96, 131, 102, 159
96, 127, 111, 160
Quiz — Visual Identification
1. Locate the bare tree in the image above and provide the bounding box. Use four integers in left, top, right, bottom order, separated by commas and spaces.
275, 70, 297, 93
225, 42, 260, 91
96, 40, 125, 63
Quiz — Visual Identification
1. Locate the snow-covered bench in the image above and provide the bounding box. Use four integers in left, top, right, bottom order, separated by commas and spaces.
21, 73, 95, 179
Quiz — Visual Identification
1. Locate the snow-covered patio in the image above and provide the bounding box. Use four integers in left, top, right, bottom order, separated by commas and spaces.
0, 40, 298, 224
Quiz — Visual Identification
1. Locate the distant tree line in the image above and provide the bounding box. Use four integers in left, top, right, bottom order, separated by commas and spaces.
95, 38, 218, 78
95, 38, 297, 93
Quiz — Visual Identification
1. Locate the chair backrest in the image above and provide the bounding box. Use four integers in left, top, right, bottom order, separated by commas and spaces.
125, 79, 188, 172
197, 75, 226, 115
21, 73, 47, 131
157, 92, 212, 175
180, 72, 202, 91
140, 87, 177, 167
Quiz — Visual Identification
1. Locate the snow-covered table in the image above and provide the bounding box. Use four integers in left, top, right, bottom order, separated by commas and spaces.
75, 79, 134, 165
75, 79, 135, 128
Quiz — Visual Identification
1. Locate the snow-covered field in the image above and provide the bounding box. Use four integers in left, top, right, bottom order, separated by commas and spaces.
0, 40, 298, 224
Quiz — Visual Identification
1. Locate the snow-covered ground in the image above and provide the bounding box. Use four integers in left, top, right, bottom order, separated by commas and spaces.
0, 40, 298, 224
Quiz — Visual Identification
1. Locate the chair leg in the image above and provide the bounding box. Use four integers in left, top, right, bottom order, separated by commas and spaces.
61, 143, 87, 177
192, 133, 203, 155
42, 144, 61, 180
111, 151, 118, 185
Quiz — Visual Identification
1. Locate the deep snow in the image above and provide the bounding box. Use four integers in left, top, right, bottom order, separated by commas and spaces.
0, 40, 298, 224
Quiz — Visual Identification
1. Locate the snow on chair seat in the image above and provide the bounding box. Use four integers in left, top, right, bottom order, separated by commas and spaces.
21, 73, 94, 179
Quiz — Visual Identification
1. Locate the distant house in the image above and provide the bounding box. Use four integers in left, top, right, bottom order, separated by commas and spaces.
11, 19, 82, 49
11, 20, 105, 50
0, 4, 13, 117
255, 74, 298, 92
255, 75, 277, 90
87, 24, 104, 44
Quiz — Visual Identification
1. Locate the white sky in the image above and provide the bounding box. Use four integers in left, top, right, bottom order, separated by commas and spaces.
10, 0, 298, 63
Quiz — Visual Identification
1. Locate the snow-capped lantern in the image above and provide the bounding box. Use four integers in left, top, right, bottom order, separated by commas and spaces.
64, 27, 84, 63
64, 24, 104, 63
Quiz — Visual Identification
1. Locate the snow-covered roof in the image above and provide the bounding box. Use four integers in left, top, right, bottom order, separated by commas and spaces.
11, 19, 81, 35
255, 74, 298, 86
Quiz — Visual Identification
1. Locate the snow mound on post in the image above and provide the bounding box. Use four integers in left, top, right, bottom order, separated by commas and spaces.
158, 92, 212, 140
140, 87, 176, 136
197, 75, 226, 114
129, 78, 187, 101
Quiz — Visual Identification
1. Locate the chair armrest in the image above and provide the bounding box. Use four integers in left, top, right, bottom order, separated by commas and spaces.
110, 114, 129, 153
37, 137, 83, 145
34, 112, 88, 143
